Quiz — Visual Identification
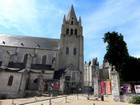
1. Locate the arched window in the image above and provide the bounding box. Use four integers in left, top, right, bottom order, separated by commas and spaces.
42, 55, 46, 64
23, 54, 28, 64
66, 47, 69, 55
70, 29, 73, 35
71, 21, 73, 25
75, 29, 77, 35
73, 48, 76, 55
66, 28, 69, 35
7, 76, 13, 86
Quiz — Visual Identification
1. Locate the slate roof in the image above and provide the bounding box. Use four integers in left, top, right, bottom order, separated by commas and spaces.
0, 34, 60, 49
66, 64, 82, 73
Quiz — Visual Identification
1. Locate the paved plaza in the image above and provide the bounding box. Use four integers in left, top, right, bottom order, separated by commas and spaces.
0, 94, 135, 105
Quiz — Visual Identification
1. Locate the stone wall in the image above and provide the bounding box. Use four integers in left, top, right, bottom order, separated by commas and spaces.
60, 35, 81, 69
28, 71, 54, 90
84, 62, 92, 86
110, 67, 121, 101
84, 58, 99, 87
0, 72, 22, 94
0, 46, 57, 69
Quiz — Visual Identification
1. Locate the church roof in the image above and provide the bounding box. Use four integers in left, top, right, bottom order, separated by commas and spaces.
0, 34, 60, 49
65, 64, 78, 71
66, 64, 82, 73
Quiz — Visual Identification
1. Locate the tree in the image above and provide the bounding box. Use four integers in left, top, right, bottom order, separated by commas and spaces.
103, 31, 129, 72
121, 56, 140, 81
103, 31, 140, 81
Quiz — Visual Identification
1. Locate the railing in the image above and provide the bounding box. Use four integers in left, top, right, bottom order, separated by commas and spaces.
16, 94, 79, 105
1, 94, 99, 105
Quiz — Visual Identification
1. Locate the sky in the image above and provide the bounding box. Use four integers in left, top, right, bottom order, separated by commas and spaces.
0, 0, 140, 67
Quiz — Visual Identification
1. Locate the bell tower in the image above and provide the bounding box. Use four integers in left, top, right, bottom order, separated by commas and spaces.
59, 5, 84, 73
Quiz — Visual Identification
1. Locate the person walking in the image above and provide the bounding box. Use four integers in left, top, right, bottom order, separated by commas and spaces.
92, 87, 94, 95
90, 87, 94, 96
87, 86, 93, 99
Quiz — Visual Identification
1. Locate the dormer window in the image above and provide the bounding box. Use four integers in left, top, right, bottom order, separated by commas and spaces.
21, 43, 24, 46
37, 44, 40, 47
2, 41, 5, 44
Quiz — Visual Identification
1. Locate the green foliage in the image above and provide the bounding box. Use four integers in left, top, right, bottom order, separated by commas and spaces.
129, 96, 140, 104
121, 56, 140, 81
103, 31, 129, 72
0, 94, 7, 100
103, 31, 140, 81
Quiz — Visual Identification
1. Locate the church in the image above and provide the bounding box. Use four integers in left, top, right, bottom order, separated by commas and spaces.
0, 5, 84, 97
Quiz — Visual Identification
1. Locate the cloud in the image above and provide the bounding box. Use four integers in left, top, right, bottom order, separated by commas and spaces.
0, 0, 66, 37
82, 0, 140, 64
0, 0, 140, 65
0, 0, 39, 35
132, 52, 140, 58
84, 0, 140, 38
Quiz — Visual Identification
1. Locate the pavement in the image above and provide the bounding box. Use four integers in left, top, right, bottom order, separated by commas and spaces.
0, 94, 135, 105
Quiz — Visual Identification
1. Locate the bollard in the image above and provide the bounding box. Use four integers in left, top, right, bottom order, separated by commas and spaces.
35, 96, 37, 101
101, 95, 104, 101
77, 93, 79, 100
12, 99, 14, 105
49, 99, 51, 105
0, 101, 2, 105
51, 93, 52, 97
65, 96, 67, 103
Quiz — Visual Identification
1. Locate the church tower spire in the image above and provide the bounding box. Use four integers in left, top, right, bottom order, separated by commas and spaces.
59, 5, 84, 89
63, 15, 66, 24
66, 5, 77, 22
60, 5, 84, 71
61, 5, 82, 36
79, 16, 82, 26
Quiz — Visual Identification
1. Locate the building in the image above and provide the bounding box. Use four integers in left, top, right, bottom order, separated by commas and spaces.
84, 58, 100, 95
84, 58, 99, 87
0, 5, 84, 97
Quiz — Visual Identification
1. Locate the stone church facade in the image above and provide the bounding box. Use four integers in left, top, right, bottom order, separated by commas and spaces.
0, 5, 84, 97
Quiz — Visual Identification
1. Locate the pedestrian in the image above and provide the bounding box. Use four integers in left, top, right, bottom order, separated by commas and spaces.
87, 87, 92, 96
87, 86, 93, 100
91, 87, 94, 95
90, 87, 94, 96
